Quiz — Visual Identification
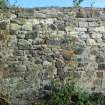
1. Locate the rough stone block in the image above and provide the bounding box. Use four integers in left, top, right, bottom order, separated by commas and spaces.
0, 21, 7, 30
75, 27, 87, 32
10, 23, 21, 31
18, 39, 31, 49
91, 34, 102, 39
96, 71, 103, 78
22, 21, 32, 31
86, 39, 96, 46
89, 26, 105, 33
98, 64, 105, 70
88, 22, 99, 27
79, 22, 88, 28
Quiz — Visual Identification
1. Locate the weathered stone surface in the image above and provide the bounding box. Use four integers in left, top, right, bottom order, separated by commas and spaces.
17, 34, 25, 39
25, 31, 38, 39
98, 64, 105, 70
18, 39, 31, 49
88, 22, 99, 27
0, 21, 7, 30
91, 34, 102, 39
10, 23, 21, 31
22, 21, 32, 31
86, 39, 96, 46
89, 26, 105, 33
79, 22, 88, 28
75, 27, 87, 32
55, 59, 65, 68
1, 8, 105, 105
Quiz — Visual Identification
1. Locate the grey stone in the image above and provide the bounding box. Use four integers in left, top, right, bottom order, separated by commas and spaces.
98, 63, 105, 70
90, 34, 102, 39
89, 26, 105, 33
10, 14, 17, 20
79, 33, 89, 39
18, 39, 31, 49
55, 59, 65, 68
0, 21, 7, 30
47, 39, 62, 46
43, 61, 52, 66
34, 13, 47, 18
102, 33, 105, 41
15, 65, 27, 72
96, 55, 104, 63
86, 39, 96, 46
50, 24, 57, 30
57, 23, 66, 31
25, 31, 38, 39
88, 22, 99, 27
79, 22, 88, 28
14, 50, 24, 56
17, 34, 25, 39
75, 27, 87, 32
2, 8, 105, 105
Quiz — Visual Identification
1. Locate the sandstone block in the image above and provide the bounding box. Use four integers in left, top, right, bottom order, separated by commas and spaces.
10, 23, 21, 31
22, 22, 32, 31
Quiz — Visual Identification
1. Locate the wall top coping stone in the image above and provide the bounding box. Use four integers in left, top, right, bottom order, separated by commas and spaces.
1, 7, 105, 18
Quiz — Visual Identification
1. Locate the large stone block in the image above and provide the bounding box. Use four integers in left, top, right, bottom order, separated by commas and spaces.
88, 22, 99, 27
25, 31, 38, 39
75, 27, 87, 32
91, 34, 102, 39
22, 21, 33, 31
18, 39, 31, 49
0, 21, 7, 30
79, 22, 88, 28
10, 23, 21, 31
86, 39, 96, 46
89, 26, 105, 33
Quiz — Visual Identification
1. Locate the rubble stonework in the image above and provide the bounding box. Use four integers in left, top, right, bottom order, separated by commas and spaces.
0, 8, 105, 105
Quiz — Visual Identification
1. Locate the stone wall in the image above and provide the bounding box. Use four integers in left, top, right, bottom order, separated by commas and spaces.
0, 8, 105, 105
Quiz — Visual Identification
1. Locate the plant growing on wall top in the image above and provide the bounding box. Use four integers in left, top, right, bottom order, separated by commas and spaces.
73, 0, 84, 7
73, 0, 96, 7
0, 0, 8, 9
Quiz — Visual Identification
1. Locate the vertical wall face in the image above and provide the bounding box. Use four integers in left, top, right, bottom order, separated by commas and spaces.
0, 8, 105, 104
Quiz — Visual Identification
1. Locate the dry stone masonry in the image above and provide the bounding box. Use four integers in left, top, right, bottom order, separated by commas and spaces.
0, 8, 105, 105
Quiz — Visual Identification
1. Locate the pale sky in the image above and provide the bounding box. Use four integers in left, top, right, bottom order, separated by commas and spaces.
9, 0, 105, 8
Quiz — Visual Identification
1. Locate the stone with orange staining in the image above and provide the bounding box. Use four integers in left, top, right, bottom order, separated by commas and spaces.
65, 61, 78, 67
62, 50, 76, 57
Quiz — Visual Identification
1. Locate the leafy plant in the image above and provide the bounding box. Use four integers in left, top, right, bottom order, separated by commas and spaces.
0, 0, 8, 9
73, 0, 84, 7
35, 83, 105, 105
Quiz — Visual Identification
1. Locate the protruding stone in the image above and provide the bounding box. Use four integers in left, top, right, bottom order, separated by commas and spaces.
88, 22, 99, 27
79, 22, 88, 28
22, 22, 32, 31
98, 64, 105, 70
55, 59, 65, 68
75, 27, 87, 32
91, 34, 102, 39
86, 39, 96, 46
18, 39, 31, 49
10, 23, 21, 31
43, 61, 52, 66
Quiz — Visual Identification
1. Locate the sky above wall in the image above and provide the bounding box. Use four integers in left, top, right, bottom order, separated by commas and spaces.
9, 0, 105, 8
